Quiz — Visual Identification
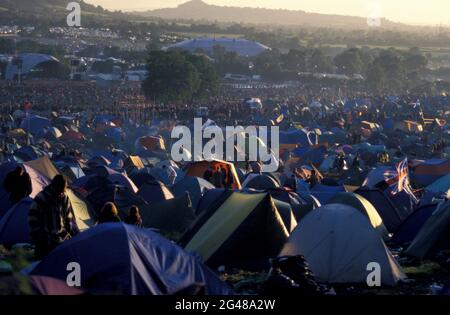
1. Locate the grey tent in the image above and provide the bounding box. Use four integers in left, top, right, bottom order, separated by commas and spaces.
280, 204, 405, 286
327, 192, 389, 239
171, 176, 215, 209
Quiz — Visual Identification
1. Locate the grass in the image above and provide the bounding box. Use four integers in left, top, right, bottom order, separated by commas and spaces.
0, 246, 35, 295
221, 269, 268, 294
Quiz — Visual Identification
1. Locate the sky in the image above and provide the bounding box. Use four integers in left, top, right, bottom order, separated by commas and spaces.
84, 0, 450, 26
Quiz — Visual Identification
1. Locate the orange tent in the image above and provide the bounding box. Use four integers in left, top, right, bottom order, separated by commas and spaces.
184, 160, 241, 190
137, 136, 166, 151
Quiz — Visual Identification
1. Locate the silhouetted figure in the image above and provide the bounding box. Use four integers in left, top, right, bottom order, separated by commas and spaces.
124, 205, 143, 228
97, 202, 121, 224
29, 175, 79, 260
3, 166, 32, 204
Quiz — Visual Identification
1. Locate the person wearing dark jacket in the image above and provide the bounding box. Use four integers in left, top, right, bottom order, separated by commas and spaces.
97, 202, 121, 224
28, 175, 79, 260
124, 205, 143, 228
3, 166, 32, 205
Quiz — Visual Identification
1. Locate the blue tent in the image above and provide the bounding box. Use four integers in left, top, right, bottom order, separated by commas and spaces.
30, 223, 233, 295
105, 127, 123, 142
85, 165, 121, 178
108, 173, 138, 193
383, 118, 395, 131
293, 146, 327, 165
138, 180, 174, 204
71, 175, 112, 193
279, 129, 317, 146
196, 189, 231, 215
87, 184, 145, 214
385, 186, 418, 222
171, 176, 215, 209
426, 173, 450, 195
20, 115, 50, 135
344, 99, 358, 111
93, 115, 117, 125
392, 203, 438, 246
129, 171, 156, 189
14, 146, 46, 162
355, 187, 409, 233
0, 197, 32, 246
93, 150, 128, 168
310, 184, 346, 204
0, 162, 50, 219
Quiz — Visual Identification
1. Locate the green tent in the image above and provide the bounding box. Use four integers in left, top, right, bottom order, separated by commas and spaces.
405, 201, 450, 259
67, 188, 96, 231
180, 192, 290, 270
140, 193, 196, 236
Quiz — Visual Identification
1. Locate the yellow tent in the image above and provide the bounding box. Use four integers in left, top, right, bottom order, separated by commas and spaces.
24, 156, 60, 181
67, 189, 96, 231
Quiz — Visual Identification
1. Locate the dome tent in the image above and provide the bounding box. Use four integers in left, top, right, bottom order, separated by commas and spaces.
181, 192, 290, 270
392, 203, 438, 246
355, 187, 408, 233
138, 180, 174, 204
405, 201, 450, 259
30, 223, 233, 295
280, 204, 405, 286
0, 197, 33, 246
0, 189, 95, 246
171, 176, 214, 209
327, 192, 389, 239
5, 53, 66, 80
242, 173, 280, 190
169, 38, 270, 57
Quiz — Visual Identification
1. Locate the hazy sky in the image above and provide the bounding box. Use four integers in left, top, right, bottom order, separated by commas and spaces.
84, 0, 450, 26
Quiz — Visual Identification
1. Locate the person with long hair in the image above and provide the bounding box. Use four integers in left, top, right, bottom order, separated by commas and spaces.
97, 202, 121, 224
124, 205, 143, 228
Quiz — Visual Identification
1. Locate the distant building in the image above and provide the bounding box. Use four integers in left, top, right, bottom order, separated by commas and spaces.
168, 38, 270, 57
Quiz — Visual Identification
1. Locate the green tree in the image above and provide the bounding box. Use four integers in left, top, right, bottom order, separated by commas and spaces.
366, 64, 386, 92
142, 51, 202, 103
333, 48, 363, 74
186, 54, 219, 101
280, 49, 307, 72
309, 49, 332, 73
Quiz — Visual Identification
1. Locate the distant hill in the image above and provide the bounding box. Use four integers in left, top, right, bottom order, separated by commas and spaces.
0, 0, 122, 24
135, 0, 405, 30
0, 0, 104, 14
